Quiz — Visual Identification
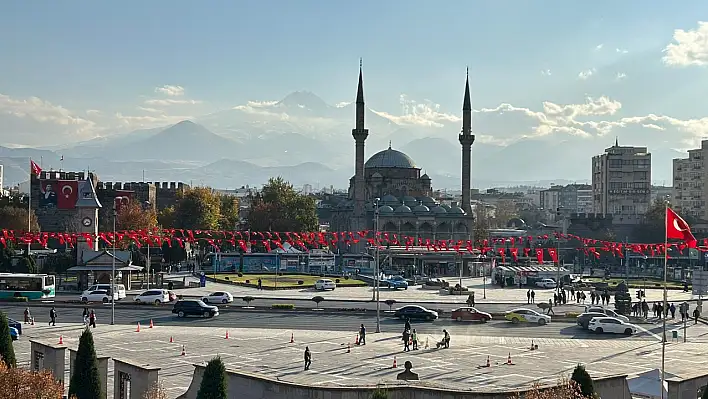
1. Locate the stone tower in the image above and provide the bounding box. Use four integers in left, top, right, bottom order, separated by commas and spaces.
75, 175, 102, 265
459, 69, 475, 214
351, 60, 369, 239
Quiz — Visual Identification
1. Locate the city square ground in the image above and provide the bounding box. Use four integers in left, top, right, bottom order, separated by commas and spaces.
9, 306, 708, 398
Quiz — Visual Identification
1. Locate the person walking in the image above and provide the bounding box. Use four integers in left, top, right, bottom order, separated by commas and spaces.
82, 307, 90, 325
547, 299, 555, 316
670, 303, 676, 319
530, 290, 535, 303
359, 324, 366, 345
411, 328, 418, 350
24, 307, 31, 324
49, 307, 57, 326
694, 308, 700, 325
304, 347, 311, 370
404, 318, 411, 332
89, 310, 97, 328
402, 329, 411, 352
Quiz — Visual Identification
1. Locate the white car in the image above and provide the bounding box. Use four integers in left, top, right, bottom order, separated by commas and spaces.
80, 290, 117, 303
82, 283, 127, 300
314, 279, 336, 291
585, 306, 630, 323
134, 289, 170, 305
535, 279, 557, 289
202, 291, 233, 304
588, 317, 636, 335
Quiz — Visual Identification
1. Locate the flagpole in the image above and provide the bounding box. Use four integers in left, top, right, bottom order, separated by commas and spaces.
661, 202, 668, 399
27, 158, 32, 255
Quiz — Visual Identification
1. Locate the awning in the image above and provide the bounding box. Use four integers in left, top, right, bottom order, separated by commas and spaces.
68, 265, 144, 272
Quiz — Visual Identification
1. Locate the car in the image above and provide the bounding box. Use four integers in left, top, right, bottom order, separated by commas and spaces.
80, 290, 117, 303
172, 299, 219, 318
9, 327, 18, 341
314, 279, 336, 291
451, 307, 492, 322
535, 279, 557, 289
383, 276, 409, 290
134, 289, 170, 305
584, 306, 630, 323
588, 317, 636, 335
202, 291, 233, 304
7, 318, 21, 335
576, 312, 609, 329
393, 305, 438, 321
83, 284, 126, 300
505, 308, 552, 325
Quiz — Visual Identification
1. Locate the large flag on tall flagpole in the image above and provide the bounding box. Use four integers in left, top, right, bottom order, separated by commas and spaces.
30, 159, 42, 177
666, 207, 697, 248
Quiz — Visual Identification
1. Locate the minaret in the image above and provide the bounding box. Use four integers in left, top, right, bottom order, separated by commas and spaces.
352, 59, 369, 230
459, 68, 475, 214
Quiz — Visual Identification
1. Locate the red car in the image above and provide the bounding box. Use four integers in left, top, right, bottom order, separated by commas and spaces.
451, 307, 492, 322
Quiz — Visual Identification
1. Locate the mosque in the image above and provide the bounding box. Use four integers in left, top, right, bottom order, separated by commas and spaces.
330, 65, 476, 248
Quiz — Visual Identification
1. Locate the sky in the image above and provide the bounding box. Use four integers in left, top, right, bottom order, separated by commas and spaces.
2, 1, 708, 168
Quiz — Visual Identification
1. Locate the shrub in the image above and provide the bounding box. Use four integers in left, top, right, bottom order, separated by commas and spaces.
245, 280, 250, 284
0, 362, 64, 398
242, 296, 254, 306
68, 328, 102, 399
335, 279, 340, 284
224, 277, 229, 281
0, 312, 16, 368
570, 364, 594, 397
385, 299, 397, 311
237, 273, 243, 277
344, 275, 350, 280
312, 296, 325, 307
565, 312, 580, 318
513, 379, 584, 399
272, 304, 295, 310
142, 382, 169, 399
196, 357, 228, 399
298, 280, 304, 285
371, 388, 388, 399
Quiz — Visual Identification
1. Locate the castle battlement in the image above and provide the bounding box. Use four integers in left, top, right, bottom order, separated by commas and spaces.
95, 181, 188, 192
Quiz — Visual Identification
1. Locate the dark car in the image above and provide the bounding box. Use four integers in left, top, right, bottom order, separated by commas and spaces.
393, 305, 438, 321
172, 300, 219, 318
451, 307, 492, 322
576, 312, 607, 329
7, 318, 21, 335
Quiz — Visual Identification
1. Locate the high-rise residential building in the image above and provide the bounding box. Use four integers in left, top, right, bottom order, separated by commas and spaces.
673, 140, 706, 218
539, 185, 562, 220
560, 184, 594, 214
591, 140, 652, 224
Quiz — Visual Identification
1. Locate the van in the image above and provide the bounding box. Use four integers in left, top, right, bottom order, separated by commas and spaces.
83, 284, 127, 300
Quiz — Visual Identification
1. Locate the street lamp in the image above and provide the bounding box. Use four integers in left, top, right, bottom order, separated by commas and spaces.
111, 204, 117, 325
143, 201, 152, 290
373, 197, 381, 333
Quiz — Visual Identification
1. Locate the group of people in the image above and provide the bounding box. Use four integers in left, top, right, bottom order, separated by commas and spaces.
23, 306, 98, 328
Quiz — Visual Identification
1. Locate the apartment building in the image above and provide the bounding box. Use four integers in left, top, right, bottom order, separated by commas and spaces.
591, 142, 652, 225
539, 184, 593, 221
673, 141, 706, 219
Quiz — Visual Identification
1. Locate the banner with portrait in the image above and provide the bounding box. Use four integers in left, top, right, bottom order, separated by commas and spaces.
39, 180, 59, 208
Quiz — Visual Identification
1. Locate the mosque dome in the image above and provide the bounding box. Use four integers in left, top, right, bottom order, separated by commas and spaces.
365, 146, 417, 169
395, 205, 412, 213
378, 205, 394, 213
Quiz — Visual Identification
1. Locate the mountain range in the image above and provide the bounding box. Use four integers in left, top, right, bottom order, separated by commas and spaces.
0, 91, 681, 189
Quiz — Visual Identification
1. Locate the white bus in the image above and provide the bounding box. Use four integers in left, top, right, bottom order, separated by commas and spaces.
0, 273, 56, 300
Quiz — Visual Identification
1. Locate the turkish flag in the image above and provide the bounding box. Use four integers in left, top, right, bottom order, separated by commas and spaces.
57, 180, 78, 209
666, 207, 697, 248
535, 248, 544, 264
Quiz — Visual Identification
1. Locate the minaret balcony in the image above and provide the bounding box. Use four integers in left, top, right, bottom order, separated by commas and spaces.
353, 128, 369, 141
458, 134, 475, 146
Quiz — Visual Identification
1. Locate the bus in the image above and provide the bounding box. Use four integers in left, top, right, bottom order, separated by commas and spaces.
0, 273, 56, 300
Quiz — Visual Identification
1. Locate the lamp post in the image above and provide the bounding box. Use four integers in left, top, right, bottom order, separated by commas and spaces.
144, 201, 152, 290
374, 197, 381, 333
111, 205, 117, 325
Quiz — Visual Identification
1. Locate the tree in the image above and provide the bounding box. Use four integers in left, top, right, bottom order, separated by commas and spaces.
142, 382, 169, 399
0, 361, 64, 399
161, 240, 187, 266
473, 204, 490, 247
157, 206, 176, 228
247, 177, 318, 233
493, 200, 518, 228
16, 256, 37, 273
514, 379, 584, 399
42, 252, 74, 274
0, 312, 17, 368
311, 296, 324, 309
371, 388, 388, 399
219, 195, 240, 231
0, 244, 14, 273
174, 187, 222, 230
0, 206, 39, 232
570, 364, 595, 397
68, 328, 102, 399
196, 356, 228, 399
633, 198, 666, 243
702, 385, 708, 399
116, 201, 158, 231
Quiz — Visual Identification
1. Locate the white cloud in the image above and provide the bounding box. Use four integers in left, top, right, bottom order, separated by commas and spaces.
155, 85, 185, 97
335, 101, 352, 108
578, 68, 596, 80
137, 106, 161, 113
595, 44, 604, 50
541, 69, 552, 76
663, 21, 708, 66
616, 48, 628, 54
86, 109, 102, 116
616, 72, 627, 80
144, 98, 202, 106
370, 94, 461, 128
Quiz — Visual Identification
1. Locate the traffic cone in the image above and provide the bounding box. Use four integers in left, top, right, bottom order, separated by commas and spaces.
355, 334, 359, 345
290, 333, 294, 343
392, 356, 397, 368
486, 356, 490, 367
169, 336, 174, 343
180, 345, 186, 356
136, 322, 141, 332
58, 335, 63, 345
225, 331, 229, 339
347, 343, 351, 353
149, 319, 154, 328
507, 353, 513, 365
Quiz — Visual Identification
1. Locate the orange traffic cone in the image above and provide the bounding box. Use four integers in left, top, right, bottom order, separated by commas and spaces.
347, 343, 351, 353
149, 319, 154, 328
507, 353, 513, 365
225, 330, 229, 339
290, 333, 294, 343
58, 335, 64, 345
486, 356, 490, 367
392, 356, 397, 368
136, 322, 141, 332
180, 345, 186, 356
355, 334, 359, 345
169, 336, 174, 343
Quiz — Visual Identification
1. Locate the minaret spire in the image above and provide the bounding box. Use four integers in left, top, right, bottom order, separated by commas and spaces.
459, 68, 475, 215
351, 60, 369, 252
356, 58, 365, 130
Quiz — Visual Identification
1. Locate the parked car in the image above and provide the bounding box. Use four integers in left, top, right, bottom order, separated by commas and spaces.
9, 327, 18, 341
80, 290, 117, 303
7, 318, 21, 335
202, 291, 234, 304
576, 312, 609, 329
314, 279, 336, 291
584, 306, 630, 323
505, 308, 552, 325
588, 317, 636, 335
82, 284, 126, 300
535, 279, 557, 289
451, 307, 492, 322
393, 305, 438, 321
383, 276, 409, 290
134, 289, 170, 304
172, 299, 219, 318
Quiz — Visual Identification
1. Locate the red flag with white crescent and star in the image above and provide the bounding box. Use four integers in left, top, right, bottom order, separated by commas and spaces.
57, 180, 78, 209
30, 159, 42, 177
666, 207, 697, 248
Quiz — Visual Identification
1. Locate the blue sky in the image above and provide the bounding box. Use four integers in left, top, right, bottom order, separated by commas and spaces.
2, 1, 708, 170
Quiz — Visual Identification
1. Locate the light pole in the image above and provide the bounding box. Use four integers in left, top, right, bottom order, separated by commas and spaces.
144, 201, 151, 290
374, 197, 381, 333
111, 205, 117, 325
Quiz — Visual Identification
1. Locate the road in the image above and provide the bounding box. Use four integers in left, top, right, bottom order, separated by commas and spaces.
3, 304, 665, 341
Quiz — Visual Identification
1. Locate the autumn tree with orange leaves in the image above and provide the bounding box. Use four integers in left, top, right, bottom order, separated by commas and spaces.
116, 201, 158, 231
0, 362, 64, 399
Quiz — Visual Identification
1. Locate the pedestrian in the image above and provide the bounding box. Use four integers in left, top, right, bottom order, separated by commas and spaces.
82, 307, 90, 325
304, 347, 311, 370
530, 290, 535, 303
402, 329, 411, 352
694, 308, 700, 325
670, 303, 676, 319
547, 299, 555, 316
49, 307, 57, 326
442, 329, 450, 348
411, 328, 418, 350
642, 300, 649, 319
471, 292, 475, 307
257, 278, 262, 290
24, 307, 31, 324
89, 310, 97, 328
359, 324, 366, 345
591, 292, 596, 305
526, 290, 531, 304
404, 318, 411, 332
553, 293, 558, 306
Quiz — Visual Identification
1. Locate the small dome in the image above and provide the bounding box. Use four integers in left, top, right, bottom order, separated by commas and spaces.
378, 205, 394, 213
431, 206, 447, 214
402, 195, 417, 204
395, 205, 412, 213
421, 173, 431, 180
364, 202, 375, 211
365, 148, 417, 169
381, 194, 399, 204
371, 172, 383, 179
413, 204, 430, 213
440, 204, 452, 210
421, 196, 437, 206
448, 206, 465, 214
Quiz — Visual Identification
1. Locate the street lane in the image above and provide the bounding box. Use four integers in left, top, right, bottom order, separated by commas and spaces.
2, 304, 664, 341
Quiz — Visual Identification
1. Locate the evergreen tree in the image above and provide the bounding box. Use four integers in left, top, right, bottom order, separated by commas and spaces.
702, 386, 708, 399
571, 364, 595, 397
371, 388, 388, 399
68, 328, 102, 399
196, 356, 228, 399
0, 312, 16, 367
